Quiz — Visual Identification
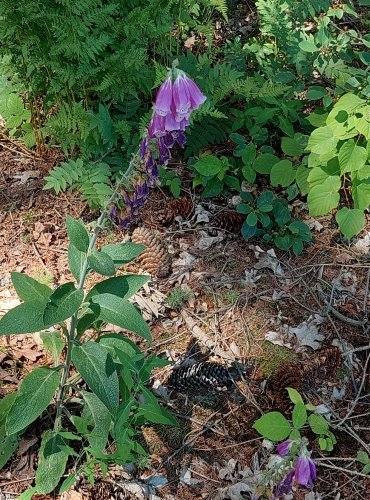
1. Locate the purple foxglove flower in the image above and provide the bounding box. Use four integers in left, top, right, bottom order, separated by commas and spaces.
274, 470, 294, 497
158, 136, 170, 164
154, 76, 173, 117
295, 456, 316, 487
173, 73, 191, 115
163, 131, 175, 148
164, 111, 180, 132
148, 113, 166, 138
139, 137, 148, 159
175, 130, 186, 148
276, 440, 293, 457
184, 75, 207, 110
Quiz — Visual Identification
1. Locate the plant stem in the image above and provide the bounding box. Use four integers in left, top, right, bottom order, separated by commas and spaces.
53, 161, 136, 432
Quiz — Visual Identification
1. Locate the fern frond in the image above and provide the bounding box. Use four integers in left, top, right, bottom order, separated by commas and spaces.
185, 116, 232, 158
43, 158, 85, 194
78, 162, 112, 209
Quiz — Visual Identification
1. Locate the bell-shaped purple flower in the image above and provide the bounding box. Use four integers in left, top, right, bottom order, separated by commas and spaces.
175, 130, 186, 148
173, 73, 191, 115
185, 75, 207, 110
163, 131, 175, 148
276, 440, 293, 457
158, 137, 170, 164
154, 76, 173, 117
274, 470, 294, 498
139, 137, 148, 159
148, 113, 166, 138
295, 456, 316, 488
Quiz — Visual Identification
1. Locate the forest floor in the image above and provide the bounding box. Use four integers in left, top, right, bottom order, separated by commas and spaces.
0, 142, 370, 499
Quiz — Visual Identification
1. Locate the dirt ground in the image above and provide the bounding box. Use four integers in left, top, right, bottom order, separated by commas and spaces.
0, 142, 370, 499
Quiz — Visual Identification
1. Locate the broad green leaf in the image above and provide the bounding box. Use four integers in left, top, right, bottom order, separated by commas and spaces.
59, 475, 78, 494
35, 431, 69, 494
296, 165, 309, 195
307, 176, 341, 216
252, 412, 291, 441
193, 155, 223, 176
101, 242, 145, 264
338, 140, 367, 174
92, 293, 151, 340
76, 303, 101, 336
286, 387, 304, 404
292, 403, 307, 429
224, 175, 240, 191
202, 177, 223, 197
253, 153, 279, 174
98, 333, 141, 360
136, 387, 177, 426
66, 216, 89, 253
308, 414, 329, 435
43, 283, 84, 326
241, 144, 256, 165
230, 133, 246, 144
6, 367, 60, 435
357, 450, 369, 465
257, 190, 274, 211
0, 299, 47, 335
307, 110, 328, 128
246, 212, 257, 226
113, 397, 135, 437
81, 391, 111, 450
334, 93, 365, 112
11, 273, 52, 302
0, 430, 19, 468
241, 221, 257, 240
40, 331, 65, 364
270, 160, 295, 187
306, 86, 327, 100
354, 114, 370, 138
299, 39, 319, 53
335, 207, 365, 239
352, 178, 370, 211
87, 250, 116, 276
307, 127, 338, 161
319, 437, 327, 450
68, 243, 85, 282
242, 164, 256, 183
326, 109, 357, 139
281, 137, 303, 157
0, 392, 18, 425
18, 487, 38, 500
72, 341, 119, 413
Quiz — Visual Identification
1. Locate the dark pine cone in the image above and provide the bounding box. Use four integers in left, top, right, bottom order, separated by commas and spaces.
212, 211, 244, 233
159, 197, 193, 224
168, 362, 240, 392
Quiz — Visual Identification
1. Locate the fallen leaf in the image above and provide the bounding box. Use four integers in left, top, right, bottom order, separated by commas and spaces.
289, 315, 325, 350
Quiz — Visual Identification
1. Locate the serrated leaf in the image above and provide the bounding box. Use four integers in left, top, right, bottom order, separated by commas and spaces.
68, 243, 85, 282
281, 137, 303, 157
193, 155, 223, 176
307, 176, 341, 216
101, 242, 145, 265
335, 207, 365, 239
252, 412, 291, 441
87, 250, 116, 276
270, 160, 296, 187
92, 293, 151, 340
253, 153, 279, 174
338, 140, 367, 174
11, 273, 52, 302
35, 431, 69, 494
307, 127, 338, 160
40, 331, 65, 364
6, 367, 60, 435
66, 216, 89, 253
292, 403, 307, 429
43, 282, 84, 326
299, 39, 319, 52
72, 341, 119, 413
0, 299, 47, 335
306, 86, 327, 100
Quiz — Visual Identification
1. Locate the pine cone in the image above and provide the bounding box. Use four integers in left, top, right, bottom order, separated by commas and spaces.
131, 227, 171, 278
159, 197, 193, 224
271, 362, 303, 393
302, 347, 343, 390
168, 362, 238, 392
212, 211, 244, 232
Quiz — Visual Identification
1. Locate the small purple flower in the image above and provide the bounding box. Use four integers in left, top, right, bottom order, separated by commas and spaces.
139, 137, 148, 159
175, 130, 186, 148
163, 131, 175, 148
158, 137, 170, 164
154, 76, 173, 116
295, 456, 316, 488
274, 470, 294, 498
276, 440, 293, 457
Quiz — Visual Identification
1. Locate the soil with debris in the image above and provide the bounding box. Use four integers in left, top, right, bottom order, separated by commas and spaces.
1, 144, 370, 500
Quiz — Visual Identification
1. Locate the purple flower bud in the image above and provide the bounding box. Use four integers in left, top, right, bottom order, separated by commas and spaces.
295, 456, 316, 488
158, 136, 170, 164
276, 440, 293, 457
274, 470, 294, 497
175, 130, 186, 148
154, 76, 173, 117
139, 137, 148, 159
163, 131, 175, 148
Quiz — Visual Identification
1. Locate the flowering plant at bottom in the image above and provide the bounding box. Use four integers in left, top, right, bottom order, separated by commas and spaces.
109, 65, 206, 228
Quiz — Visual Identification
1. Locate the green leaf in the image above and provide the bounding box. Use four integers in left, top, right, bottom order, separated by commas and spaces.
357, 450, 370, 465
43, 283, 84, 326
40, 331, 65, 364
241, 221, 257, 240
101, 242, 145, 265
18, 487, 38, 500
87, 250, 116, 277
66, 216, 90, 253
230, 133, 246, 144
59, 475, 78, 494
362, 463, 370, 475
136, 387, 178, 426
0, 430, 19, 468
0, 299, 47, 335
338, 140, 367, 174
306, 86, 327, 100
270, 160, 296, 187
35, 431, 69, 494
296, 165, 309, 195
246, 212, 258, 226
257, 190, 274, 211
253, 153, 279, 174
72, 341, 119, 413
241, 144, 256, 165
242, 164, 256, 183
292, 403, 307, 429
307, 176, 341, 216
335, 207, 365, 239
202, 177, 223, 197
335, 93, 365, 113
193, 155, 223, 176
81, 391, 111, 450
307, 126, 338, 160
6, 367, 60, 435
308, 414, 329, 435
319, 437, 327, 450
224, 175, 240, 191
252, 412, 291, 441
11, 273, 52, 302
299, 39, 319, 53
68, 243, 85, 282
286, 387, 304, 405
92, 293, 151, 340
281, 137, 303, 157
86, 275, 149, 303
